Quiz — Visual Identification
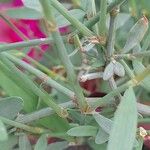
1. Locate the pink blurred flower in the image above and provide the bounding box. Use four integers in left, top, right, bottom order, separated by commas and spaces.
0, 0, 69, 60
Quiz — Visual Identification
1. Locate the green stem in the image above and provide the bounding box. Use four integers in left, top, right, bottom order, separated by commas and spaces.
0, 116, 47, 134
0, 53, 68, 118
16, 52, 66, 81
114, 51, 150, 59
0, 13, 28, 40
99, 0, 107, 36
17, 101, 75, 124
84, 0, 127, 29
107, 7, 119, 57
40, 0, 89, 112
50, 0, 94, 37
138, 118, 150, 124
0, 13, 52, 60
89, 65, 150, 109
4, 53, 75, 99
0, 38, 52, 52
89, 82, 131, 109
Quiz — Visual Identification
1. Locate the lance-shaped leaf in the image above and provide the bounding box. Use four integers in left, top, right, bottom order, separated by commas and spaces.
67, 126, 97, 137
114, 61, 125, 77
0, 120, 8, 141
107, 87, 138, 150
19, 134, 32, 150
95, 128, 109, 144
103, 62, 114, 80
34, 134, 47, 150
122, 16, 148, 53
93, 113, 113, 134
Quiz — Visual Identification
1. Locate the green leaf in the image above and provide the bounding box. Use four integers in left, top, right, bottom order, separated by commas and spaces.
22, 0, 42, 13
37, 114, 71, 141
133, 60, 150, 92
95, 128, 109, 144
0, 97, 23, 120
46, 141, 68, 150
67, 126, 97, 137
107, 87, 138, 150
55, 9, 85, 27
0, 65, 37, 112
34, 134, 47, 150
103, 62, 114, 80
107, 13, 130, 30
114, 61, 125, 77
6, 7, 43, 19
0, 120, 8, 141
19, 133, 32, 150
0, 135, 18, 150
122, 16, 149, 53
93, 113, 113, 134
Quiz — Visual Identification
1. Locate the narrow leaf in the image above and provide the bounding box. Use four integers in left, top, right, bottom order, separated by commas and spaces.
19, 134, 32, 150
95, 128, 109, 144
67, 126, 97, 137
93, 113, 113, 134
34, 134, 47, 150
107, 87, 138, 150
122, 16, 148, 53
0, 120, 8, 141
114, 61, 125, 77
103, 62, 114, 80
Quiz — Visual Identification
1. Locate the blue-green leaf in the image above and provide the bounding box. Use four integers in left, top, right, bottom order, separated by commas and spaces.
95, 128, 109, 144
67, 126, 97, 137
0, 97, 23, 120
6, 7, 43, 19
122, 16, 148, 53
19, 133, 32, 150
93, 113, 113, 134
103, 62, 114, 80
107, 87, 138, 150
34, 134, 47, 150
0, 120, 8, 141
22, 0, 42, 13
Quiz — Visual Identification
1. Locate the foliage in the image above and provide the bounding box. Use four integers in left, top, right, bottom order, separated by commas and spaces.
0, 0, 149, 149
